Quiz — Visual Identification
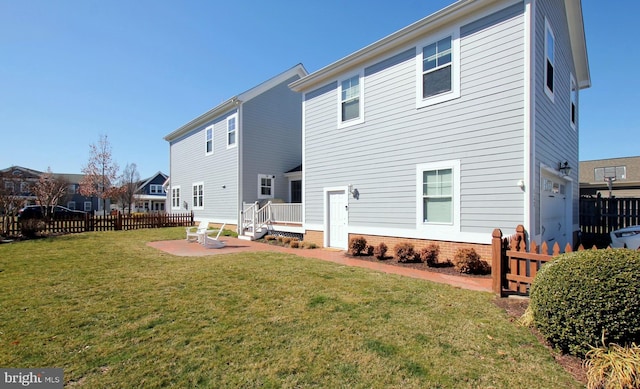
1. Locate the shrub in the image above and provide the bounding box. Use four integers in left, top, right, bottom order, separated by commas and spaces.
529, 249, 640, 357
277, 236, 284, 243
419, 244, 440, 266
282, 237, 292, 245
394, 242, 417, 263
20, 219, 45, 238
349, 236, 367, 256
301, 241, 317, 249
373, 243, 388, 259
583, 342, 640, 389
453, 248, 489, 274
290, 240, 300, 248
264, 235, 276, 241
365, 244, 374, 256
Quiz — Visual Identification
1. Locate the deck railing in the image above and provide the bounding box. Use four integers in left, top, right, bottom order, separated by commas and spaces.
269, 203, 302, 224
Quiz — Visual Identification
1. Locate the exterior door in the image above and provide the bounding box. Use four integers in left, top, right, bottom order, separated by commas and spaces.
540, 174, 568, 250
327, 190, 348, 249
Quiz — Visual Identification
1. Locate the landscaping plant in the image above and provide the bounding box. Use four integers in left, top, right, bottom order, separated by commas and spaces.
583, 341, 640, 389
394, 242, 417, 263
373, 242, 388, 259
453, 248, 489, 274
529, 249, 640, 357
419, 244, 440, 266
349, 236, 367, 256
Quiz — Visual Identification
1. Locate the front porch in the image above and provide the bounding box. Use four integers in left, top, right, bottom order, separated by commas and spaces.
240, 201, 303, 240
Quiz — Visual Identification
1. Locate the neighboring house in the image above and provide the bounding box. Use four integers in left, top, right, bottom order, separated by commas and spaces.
133, 171, 169, 212
0, 166, 100, 213
580, 156, 640, 198
289, 0, 590, 255
164, 64, 307, 237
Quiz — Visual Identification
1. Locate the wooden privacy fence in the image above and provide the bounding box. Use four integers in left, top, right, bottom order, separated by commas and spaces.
580, 197, 640, 247
491, 225, 603, 296
1, 212, 194, 237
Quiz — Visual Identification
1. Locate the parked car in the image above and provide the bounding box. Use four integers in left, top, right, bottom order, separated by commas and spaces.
18, 205, 86, 220
610, 226, 640, 249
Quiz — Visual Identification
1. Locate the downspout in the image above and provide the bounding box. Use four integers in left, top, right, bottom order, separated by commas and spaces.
236, 99, 243, 233
524, 0, 535, 244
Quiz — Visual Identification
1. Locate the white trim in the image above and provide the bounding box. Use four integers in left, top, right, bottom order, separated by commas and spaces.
226, 113, 238, 149
337, 70, 364, 128
544, 17, 555, 102
205, 124, 214, 156
192, 182, 204, 210
415, 27, 460, 108
301, 95, 306, 227
257, 174, 275, 199
84, 201, 92, 212
524, 0, 534, 242
416, 160, 461, 234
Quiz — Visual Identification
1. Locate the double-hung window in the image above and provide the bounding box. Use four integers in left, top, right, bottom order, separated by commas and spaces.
227, 115, 237, 148
205, 125, 214, 155
570, 74, 578, 129
544, 19, 555, 100
171, 186, 181, 210
192, 182, 204, 209
338, 72, 363, 127
258, 174, 274, 199
416, 29, 460, 107
416, 161, 460, 231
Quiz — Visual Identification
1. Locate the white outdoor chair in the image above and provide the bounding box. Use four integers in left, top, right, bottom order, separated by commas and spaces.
201, 223, 226, 249
186, 220, 213, 243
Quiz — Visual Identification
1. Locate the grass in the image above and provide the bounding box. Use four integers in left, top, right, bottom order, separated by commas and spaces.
0, 228, 581, 388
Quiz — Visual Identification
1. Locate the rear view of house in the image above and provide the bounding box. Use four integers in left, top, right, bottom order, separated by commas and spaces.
164, 64, 307, 237
290, 0, 590, 255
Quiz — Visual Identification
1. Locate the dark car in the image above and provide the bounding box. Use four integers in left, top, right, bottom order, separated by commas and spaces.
18, 205, 87, 220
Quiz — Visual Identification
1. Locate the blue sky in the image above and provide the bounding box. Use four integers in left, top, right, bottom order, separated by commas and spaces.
0, 1, 637, 179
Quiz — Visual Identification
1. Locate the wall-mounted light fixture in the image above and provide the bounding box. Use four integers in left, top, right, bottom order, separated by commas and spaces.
517, 180, 525, 190
348, 184, 359, 199
558, 161, 571, 176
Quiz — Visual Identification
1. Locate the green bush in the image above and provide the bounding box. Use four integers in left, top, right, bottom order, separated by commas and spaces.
529, 249, 640, 357
394, 242, 417, 263
374, 242, 388, 259
419, 244, 440, 266
453, 248, 489, 274
349, 236, 367, 256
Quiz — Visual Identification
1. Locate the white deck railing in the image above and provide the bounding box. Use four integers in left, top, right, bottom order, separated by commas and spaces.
269, 203, 302, 224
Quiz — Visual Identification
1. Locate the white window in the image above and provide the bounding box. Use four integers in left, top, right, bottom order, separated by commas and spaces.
337, 72, 364, 127
416, 161, 460, 230
84, 201, 92, 212
416, 29, 460, 108
67, 201, 76, 210
68, 184, 76, 194
205, 125, 214, 155
171, 186, 181, 210
20, 182, 30, 193
570, 74, 578, 129
4, 182, 14, 192
544, 19, 555, 101
192, 182, 204, 209
227, 115, 237, 148
150, 184, 163, 194
258, 174, 274, 199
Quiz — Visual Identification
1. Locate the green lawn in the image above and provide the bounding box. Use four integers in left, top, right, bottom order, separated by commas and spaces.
0, 228, 580, 388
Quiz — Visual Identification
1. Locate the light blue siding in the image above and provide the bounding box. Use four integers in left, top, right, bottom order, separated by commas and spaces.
303, 2, 526, 238
533, 0, 580, 233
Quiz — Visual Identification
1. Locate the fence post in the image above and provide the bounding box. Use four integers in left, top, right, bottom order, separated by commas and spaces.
491, 228, 504, 296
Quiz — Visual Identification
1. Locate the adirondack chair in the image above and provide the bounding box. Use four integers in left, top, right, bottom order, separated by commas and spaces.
201, 223, 226, 249
186, 220, 213, 243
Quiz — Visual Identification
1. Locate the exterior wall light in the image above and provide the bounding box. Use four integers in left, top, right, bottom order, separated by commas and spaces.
558, 161, 571, 176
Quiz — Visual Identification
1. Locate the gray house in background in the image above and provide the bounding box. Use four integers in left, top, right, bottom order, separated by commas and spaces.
164, 64, 307, 237
290, 0, 590, 255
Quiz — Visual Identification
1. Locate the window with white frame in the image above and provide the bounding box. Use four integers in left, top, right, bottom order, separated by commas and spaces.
416, 161, 460, 229
4, 182, 14, 192
68, 184, 76, 194
227, 115, 237, 147
150, 184, 163, 194
416, 29, 460, 107
338, 73, 363, 126
20, 182, 30, 193
570, 74, 578, 129
84, 201, 92, 212
171, 186, 181, 210
192, 182, 204, 209
205, 125, 214, 155
258, 174, 274, 199
67, 201, 76, 210
544, 19, 555, 100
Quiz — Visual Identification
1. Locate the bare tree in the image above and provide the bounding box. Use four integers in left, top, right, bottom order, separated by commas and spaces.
79, 135, 120, 216
0, 171, 27, 217
32, 168, 70, 220
117, 163, 141, 214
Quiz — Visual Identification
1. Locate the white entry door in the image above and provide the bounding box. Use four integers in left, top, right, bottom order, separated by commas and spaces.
327, 190, 348, 249
540, 174, 568, 250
